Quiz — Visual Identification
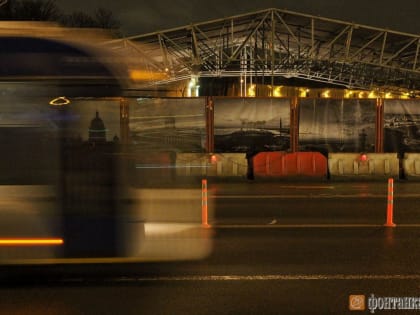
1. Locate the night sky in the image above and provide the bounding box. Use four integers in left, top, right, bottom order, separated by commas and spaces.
54, 0, 420, 36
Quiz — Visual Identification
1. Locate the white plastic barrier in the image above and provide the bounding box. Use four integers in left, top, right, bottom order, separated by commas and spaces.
402, 153, 420, 179
175, 153, 247, 177
328, 153, 399, 179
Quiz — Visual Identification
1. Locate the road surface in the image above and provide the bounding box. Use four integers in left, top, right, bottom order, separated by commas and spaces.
1, 180, 420, 315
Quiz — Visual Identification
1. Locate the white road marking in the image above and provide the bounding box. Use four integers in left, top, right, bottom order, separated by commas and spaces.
111, 274, 420, 282
212, 194, 420, 199
215, 224, 383, 228
274, 185, 335, 189
213, 224, 420, 228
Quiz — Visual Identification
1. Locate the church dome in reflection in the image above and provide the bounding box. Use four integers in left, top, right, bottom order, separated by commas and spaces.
89, 111, 107, 143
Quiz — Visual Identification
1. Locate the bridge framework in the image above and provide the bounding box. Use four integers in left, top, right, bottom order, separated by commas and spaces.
107, 8, 420, 96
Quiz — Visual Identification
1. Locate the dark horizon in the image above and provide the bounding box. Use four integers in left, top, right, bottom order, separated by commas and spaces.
52, 0, 420, 36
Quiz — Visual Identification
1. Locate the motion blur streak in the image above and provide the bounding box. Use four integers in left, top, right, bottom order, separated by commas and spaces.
0, 239, 64, 246
0, 24, 212, 264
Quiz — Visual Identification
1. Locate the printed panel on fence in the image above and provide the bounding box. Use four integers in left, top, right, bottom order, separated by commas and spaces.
384, 100, 420, 154
214, 98, 290, 153
299, 99, 376, 154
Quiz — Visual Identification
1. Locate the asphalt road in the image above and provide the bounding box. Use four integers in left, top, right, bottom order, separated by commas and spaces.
2, 180, 420, 315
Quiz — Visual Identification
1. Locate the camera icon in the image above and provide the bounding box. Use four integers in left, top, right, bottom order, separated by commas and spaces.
349, 295, 366, 311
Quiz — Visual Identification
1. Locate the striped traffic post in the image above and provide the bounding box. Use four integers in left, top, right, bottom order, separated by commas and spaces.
384, 178, 396, 227
202, 179, 210, 228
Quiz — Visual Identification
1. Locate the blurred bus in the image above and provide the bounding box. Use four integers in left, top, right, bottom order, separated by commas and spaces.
0, 26, 211, 264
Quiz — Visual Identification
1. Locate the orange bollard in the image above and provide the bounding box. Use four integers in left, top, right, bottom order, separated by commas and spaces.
202, 179, 210, 228
384, 178, 396, 227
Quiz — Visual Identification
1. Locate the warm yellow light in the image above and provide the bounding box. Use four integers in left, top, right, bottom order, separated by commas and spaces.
299, 88, 309, 97
385, 92, 393, 99
248, 84, 256, 97
0, 238, 64, 246
129, 70, 167, 81
322, 90, 331, 98
344, 90, 353, 98
49, 96, 70, 106
368, 91, 377, 99
358, 92, 365, 98
273, 86, 282, 97
188, 78, 196, 88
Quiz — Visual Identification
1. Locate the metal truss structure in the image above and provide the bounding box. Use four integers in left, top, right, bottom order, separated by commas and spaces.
106, 8, 420, 94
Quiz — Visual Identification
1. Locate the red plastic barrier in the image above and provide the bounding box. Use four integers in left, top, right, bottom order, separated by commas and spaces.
253, 151, 286, 176
253, 151, 327, 178
297, 152, 327, 177
283, 153, 298, 175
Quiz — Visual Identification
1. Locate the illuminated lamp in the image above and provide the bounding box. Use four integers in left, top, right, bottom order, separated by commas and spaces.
248, 84, 256, 97
49, 96, 70, 106
345, 90, 353, 98
368, 91, 376, 98
273, 87, 282, 97
210, 154, 217, 163
359, 153, 368, 162
187, 77, 200, 97
322, 90, 330, 98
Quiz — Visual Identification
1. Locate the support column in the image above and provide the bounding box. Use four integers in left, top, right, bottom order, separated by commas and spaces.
290, 95, 299, 152
375, 97, 384, 153
205, 96, 215, 153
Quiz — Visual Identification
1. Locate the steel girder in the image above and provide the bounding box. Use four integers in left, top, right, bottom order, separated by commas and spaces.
106, 8, 420, 93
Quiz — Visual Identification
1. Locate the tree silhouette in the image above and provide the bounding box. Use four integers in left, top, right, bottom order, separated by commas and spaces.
60, 11, 97, 27
0, 0, 121, 33
0, 0, 60, 20
60, 7, 120, 30
0, 0, 11, 18
94, 7, 120, 29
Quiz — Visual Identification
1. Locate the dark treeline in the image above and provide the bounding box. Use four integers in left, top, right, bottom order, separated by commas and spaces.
0, 0, 120, 31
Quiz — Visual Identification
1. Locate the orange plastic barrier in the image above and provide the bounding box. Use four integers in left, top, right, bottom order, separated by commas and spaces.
253, 152, 327, 178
